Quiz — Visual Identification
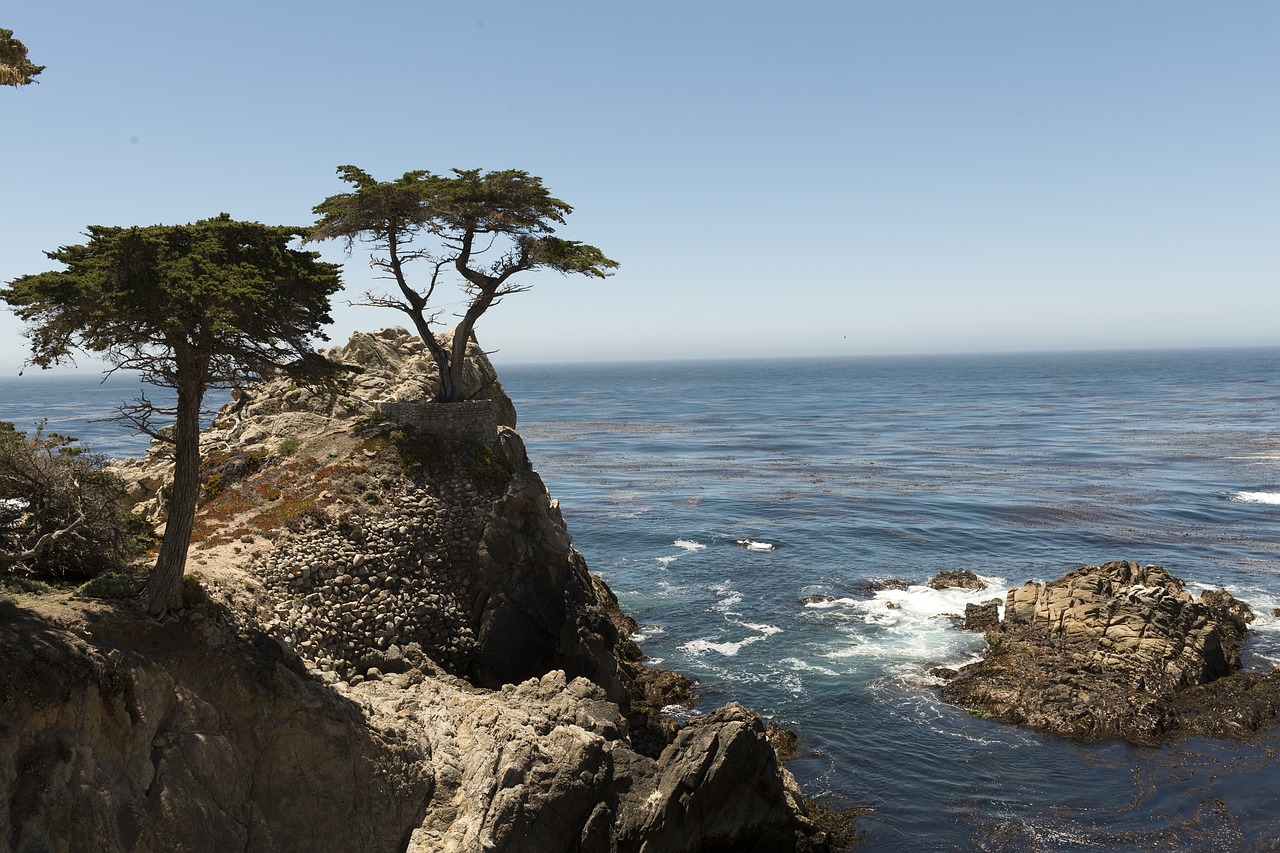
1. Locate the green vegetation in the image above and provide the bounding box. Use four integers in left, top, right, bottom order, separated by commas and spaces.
2, 215, 344, 614
310, 166, 617, 403
0, 29, 43, 87
467, 443, 514, 492
75, 572, 143, 600
0, 422, 148, 580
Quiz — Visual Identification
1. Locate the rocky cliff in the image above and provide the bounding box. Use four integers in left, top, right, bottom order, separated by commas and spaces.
2, 329, 847, 852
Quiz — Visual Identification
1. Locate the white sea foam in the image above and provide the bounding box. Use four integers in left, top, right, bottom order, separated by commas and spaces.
1229, 491, 1280, 505
802, 596, 860, 609
778, 657, 840, 677
657, 556, 678, 566
713, 593, 743, 611
681, 637, 758, 656
736, 538, 775, 551
631, 624, 666, 642
681, 617, 782, 656
674, 539, 706, 551
661, 704, 700, 723
814, 575, 1007, 667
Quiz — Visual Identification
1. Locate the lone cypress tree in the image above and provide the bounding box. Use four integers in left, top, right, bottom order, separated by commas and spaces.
311, 166, 617, 402
2, 215, 343, 613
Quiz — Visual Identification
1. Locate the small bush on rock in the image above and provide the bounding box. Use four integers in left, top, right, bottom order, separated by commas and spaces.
1, 421, 149, 580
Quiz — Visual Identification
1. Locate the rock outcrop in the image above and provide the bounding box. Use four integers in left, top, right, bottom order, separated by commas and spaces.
939, 560, 1280, 742
4, 328, 844, 852
927, 569, 984, 591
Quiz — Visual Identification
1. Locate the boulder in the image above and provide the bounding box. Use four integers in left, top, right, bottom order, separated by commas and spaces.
928, 569, 985, 590
962, 598, 1002, 632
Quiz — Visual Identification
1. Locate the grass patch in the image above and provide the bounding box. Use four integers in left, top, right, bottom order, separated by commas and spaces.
74, 572, 142, 600
0, 575, 58, 596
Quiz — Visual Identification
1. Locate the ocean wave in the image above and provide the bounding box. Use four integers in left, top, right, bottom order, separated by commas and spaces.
1229, 491, 1280, 505
656, 556, 678, 566
681, 637, 759, 656
680, 620, 782, 656
712, 591, 744, 610
674, 538, 706, 551
738, 621, 783, 636
803, 596, 861, 609
778, 657, 840, 677
735, 538, 776, 551
631, 624, 666, 642
812, 577, 1005, 665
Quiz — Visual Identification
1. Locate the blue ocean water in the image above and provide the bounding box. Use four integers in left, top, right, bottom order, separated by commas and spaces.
499, 350, 1280, 852
4, 350, 1280, 850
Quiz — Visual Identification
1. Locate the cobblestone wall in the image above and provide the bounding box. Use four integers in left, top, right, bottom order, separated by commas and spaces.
378, 400, 497, 444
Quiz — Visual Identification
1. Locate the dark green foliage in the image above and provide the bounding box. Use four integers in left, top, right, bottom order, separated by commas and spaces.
75, 572, 143, 600
0, 422, 146, 580
0, 28, 43, 87
387, 426, 449, 475
1, 214, 345, 614
310, 166, 617, 403
2, 215, 343, 390
467, 443, 513, 492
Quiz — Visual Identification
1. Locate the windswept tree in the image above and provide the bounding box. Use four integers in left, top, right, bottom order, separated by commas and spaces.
0, 28, 44, 87
2, 215, 343, 613
311, 166, 617, 402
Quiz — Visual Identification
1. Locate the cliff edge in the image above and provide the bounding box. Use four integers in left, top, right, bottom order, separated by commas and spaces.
1, 329, 849, 852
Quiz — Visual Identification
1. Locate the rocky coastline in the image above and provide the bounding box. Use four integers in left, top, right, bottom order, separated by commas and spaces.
937, 560, 1280, 743
1, 329, 852, 852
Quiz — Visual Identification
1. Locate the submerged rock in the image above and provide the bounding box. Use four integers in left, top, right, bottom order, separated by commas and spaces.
941, 560, 1280, 743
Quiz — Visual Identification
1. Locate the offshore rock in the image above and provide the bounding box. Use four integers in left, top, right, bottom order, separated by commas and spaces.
941, 560, 1280, 743
927, 569, 985, 591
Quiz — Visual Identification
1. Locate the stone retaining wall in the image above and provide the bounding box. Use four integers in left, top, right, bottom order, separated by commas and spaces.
378, 400, 497, 444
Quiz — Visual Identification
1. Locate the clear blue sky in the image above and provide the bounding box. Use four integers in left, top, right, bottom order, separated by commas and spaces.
2, 1, 1277, 373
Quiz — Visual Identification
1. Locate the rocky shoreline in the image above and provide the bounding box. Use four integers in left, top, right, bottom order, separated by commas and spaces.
937, 560, 1280, 743
1, 329, 853, 852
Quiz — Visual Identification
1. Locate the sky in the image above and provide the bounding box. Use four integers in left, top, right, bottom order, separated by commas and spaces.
1, 1, 1277, 374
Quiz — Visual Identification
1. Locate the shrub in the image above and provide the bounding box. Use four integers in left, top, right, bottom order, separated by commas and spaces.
1, 421, 148, 580
75, 572, 143, 600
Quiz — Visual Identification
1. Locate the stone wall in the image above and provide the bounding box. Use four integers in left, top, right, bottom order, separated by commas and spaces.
378, 400, 497, 444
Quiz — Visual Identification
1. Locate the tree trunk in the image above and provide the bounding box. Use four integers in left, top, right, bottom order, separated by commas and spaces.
434, 357, 464, 403
435, 323, 474, 405
144, 377, 204, 614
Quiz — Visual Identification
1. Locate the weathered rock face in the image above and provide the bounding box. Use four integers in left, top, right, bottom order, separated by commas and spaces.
6, 328, 838, 852
2, 605, 826, 853
940, 561, 1280, 742
0, 607, 430, 853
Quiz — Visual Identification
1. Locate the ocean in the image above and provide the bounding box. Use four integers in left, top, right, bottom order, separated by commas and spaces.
4, 349, 1280, 851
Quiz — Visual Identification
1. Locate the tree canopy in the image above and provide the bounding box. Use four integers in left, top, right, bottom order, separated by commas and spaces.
2, 215, 343, 612
0, 28, 43, 87
311, 166, 617, 402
